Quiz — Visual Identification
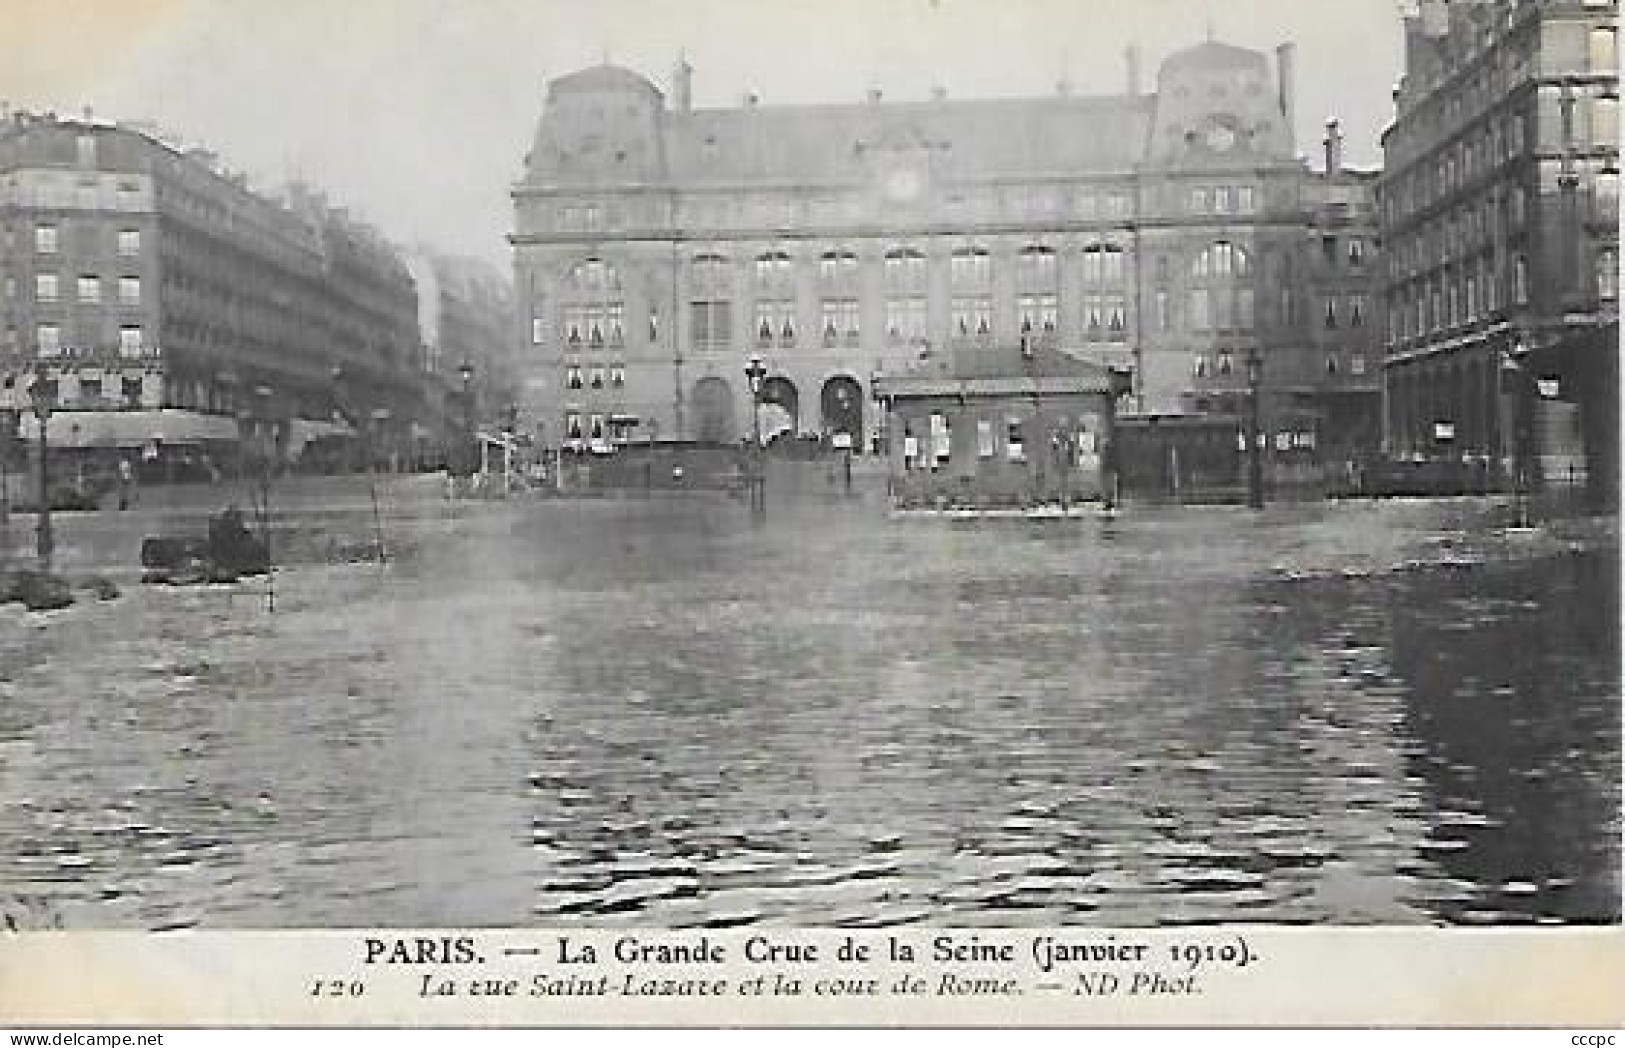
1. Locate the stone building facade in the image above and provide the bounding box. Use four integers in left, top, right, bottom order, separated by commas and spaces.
0, 110, 437, 471
406, 250, 521, 433
1379, 0, 1618, 503
511, 40, 1383, 478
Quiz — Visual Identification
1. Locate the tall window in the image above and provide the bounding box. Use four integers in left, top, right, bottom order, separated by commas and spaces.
1595, 93, 1620, 149
35, 274, 58, 302
754, 300, 795, 347
1017, 294, 1058, 334
950, 296, 991, 338
753, 251, 795, 348
883, 248, 927, 293
754, 251, 794, 292
1192, 242, 1247, 279
567, 258, 620, 293
562, 258, 625, 349
1082, 243, 1126, 340
118, 326, 143, 356
821, 299, 859, 345
1189, 288, 1212, 331
562, 303, 624, 347
1190, 242, 1252, 333
885, 296, 927, 343
1599, 249, 1619, 301
1082, 244, 1126, 285
819, 250, 859, 290
689, 254, 732, 350
117, 229, 141, 256
37, 324, 62, 356
78, 275, 101, 304
690, 301, 731, 349
1590, 27, 1617, 74
1016, 246, 1059, 340
35, 225, 57, 253
950, 247, 992, 290
1016, 245, 1058, 290
950, 247, 992, 341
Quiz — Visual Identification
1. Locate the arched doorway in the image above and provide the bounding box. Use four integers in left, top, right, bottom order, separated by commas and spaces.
691, 377, 736, 444
758, 376, 799, 441
819, 375, 864, 445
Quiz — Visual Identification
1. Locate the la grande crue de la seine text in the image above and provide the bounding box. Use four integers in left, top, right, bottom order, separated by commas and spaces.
355, 933, 1253, 999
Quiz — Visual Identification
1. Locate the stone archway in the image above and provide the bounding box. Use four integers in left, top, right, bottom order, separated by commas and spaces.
819, 375, 865, 445
691, 377, 736, 445
758, 376, 799, 441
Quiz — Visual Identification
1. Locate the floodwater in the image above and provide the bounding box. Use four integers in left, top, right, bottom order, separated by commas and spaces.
0, 488, 1617, 928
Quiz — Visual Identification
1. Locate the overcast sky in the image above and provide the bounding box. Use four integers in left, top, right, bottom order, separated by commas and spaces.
2, 0, 1404, 271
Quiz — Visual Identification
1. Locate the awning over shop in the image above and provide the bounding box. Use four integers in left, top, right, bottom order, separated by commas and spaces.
16, 409, 241, 449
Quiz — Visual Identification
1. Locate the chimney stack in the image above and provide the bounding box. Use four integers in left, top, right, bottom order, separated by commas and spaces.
1324, 118, 1344, 174
1125, 44, 1142, 95
672, 54, 693, 113
1275, 42, 1297, 155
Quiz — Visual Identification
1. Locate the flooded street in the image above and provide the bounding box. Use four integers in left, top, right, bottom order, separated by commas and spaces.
0, 490, 1617, 929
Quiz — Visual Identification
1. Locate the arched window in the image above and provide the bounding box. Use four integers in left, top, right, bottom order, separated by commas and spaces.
818, 249, 860, 289
1081, 243, 1126, 286
1016, 245, 1058, 289
949, 247, 992, 290
566, 258, 620, 292
883, 247, 927, 292
753, 251, 796, 348
1191, 241, 1248, 279
691, 253, 733, 296
754, 250, 794, 292
1081, 244, 1127, 343
559, 257, 625, 348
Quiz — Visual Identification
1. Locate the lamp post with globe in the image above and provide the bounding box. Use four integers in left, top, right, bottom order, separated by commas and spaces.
27, 364, 56, 569
744, 354, 767, 519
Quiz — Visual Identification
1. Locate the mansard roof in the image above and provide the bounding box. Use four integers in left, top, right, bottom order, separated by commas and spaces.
549, 63, 663, 98
667, 93, 1154, 183
1160, 39, 1270, 72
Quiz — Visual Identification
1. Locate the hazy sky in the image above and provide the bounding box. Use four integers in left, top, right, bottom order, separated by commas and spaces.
2, 0, 1403, 270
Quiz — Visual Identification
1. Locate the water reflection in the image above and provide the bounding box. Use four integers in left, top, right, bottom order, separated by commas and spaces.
0, 497, 1617, 928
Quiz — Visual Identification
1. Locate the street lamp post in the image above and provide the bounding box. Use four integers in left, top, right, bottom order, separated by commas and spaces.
457, 360, 476, 493
1245, 349, 1265, 510
28, 364, 56, 570
744, 353, 767, 520
1500, 344, 1529, 527
1, 414, 11, 527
